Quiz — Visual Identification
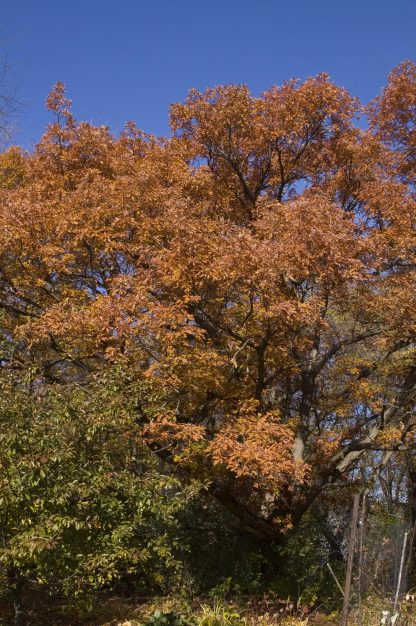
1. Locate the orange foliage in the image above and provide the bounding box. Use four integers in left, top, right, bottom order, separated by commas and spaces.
209, 406, 308, 493
2, 66, 416, 538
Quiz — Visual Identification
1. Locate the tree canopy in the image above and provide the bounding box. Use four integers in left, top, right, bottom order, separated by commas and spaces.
1, 62, 416, 619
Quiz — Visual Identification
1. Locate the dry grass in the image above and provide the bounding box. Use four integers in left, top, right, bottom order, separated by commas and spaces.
2, 593, 416, 626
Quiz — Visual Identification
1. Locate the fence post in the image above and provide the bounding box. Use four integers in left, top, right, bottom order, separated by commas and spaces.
393, 530, 409, 616
357, 491, 367, 626
340, 493, 360, 626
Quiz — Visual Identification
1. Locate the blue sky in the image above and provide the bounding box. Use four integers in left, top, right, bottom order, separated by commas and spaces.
3, 0, 416, 148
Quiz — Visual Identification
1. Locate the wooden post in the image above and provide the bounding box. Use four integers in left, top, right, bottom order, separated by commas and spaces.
357, 491, 367, 626
340, 493, 360, 626
393, 530, 409, 615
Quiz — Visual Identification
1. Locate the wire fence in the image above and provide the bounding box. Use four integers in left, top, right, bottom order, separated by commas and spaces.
339, 492, 416, 625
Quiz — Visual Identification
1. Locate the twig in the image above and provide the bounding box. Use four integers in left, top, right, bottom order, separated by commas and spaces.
327, 562, 345, 598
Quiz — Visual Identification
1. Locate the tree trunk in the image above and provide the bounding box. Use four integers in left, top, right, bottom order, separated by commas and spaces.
7, 568, 25, 626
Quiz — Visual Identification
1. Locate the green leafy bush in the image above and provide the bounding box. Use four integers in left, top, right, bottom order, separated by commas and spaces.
0, 366, 196, 617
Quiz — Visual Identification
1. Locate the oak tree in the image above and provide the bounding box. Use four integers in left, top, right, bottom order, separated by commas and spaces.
1, 66, 416, 551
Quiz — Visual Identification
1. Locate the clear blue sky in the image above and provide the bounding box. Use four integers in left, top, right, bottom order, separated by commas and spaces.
3, 0, 416, 148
